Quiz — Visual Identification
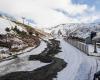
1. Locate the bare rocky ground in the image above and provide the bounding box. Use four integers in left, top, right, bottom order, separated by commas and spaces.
0, 39, 67, 80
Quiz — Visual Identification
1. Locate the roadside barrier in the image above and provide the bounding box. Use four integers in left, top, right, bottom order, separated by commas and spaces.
65, 38, 89, 55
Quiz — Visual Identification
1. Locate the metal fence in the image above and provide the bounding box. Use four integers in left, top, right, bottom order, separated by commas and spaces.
65, 38, 89, 55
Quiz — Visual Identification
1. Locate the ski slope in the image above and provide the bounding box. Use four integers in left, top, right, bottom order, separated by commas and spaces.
55, 38, 100, 80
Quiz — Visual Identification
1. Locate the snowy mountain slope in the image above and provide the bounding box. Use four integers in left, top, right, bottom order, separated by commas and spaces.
0, 12, 50, 38
0, 15, 42, 59
44, 23, 100, 39
0, 17, 27, 34
0, 11, 37, 29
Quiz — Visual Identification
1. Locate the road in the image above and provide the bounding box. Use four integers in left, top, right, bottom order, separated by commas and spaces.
55, 38, 99, 80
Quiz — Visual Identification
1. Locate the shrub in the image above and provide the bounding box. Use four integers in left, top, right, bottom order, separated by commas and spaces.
5, 27, 10, 32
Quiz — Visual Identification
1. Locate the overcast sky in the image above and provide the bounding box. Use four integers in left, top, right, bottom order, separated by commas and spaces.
0, 0, 100, 28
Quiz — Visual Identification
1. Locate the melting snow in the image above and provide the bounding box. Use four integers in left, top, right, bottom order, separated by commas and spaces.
0, 40, 47, 76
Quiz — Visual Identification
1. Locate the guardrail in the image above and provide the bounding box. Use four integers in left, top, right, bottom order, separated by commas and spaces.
64, 38, 89, 55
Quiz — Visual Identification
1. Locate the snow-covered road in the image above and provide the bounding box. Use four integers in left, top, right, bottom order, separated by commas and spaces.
56, 39, 100, 80
0, 41, 47, 76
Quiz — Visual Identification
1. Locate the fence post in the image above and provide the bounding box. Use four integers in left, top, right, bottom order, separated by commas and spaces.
86, 45, 88, 54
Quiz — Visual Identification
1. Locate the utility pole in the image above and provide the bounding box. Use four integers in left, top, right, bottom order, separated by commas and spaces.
27, 20, 30, 25
22, 17, 25, 24
94, 40, 97, 53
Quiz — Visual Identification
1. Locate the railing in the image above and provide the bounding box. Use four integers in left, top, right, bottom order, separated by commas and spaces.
64, 38, 89, 55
